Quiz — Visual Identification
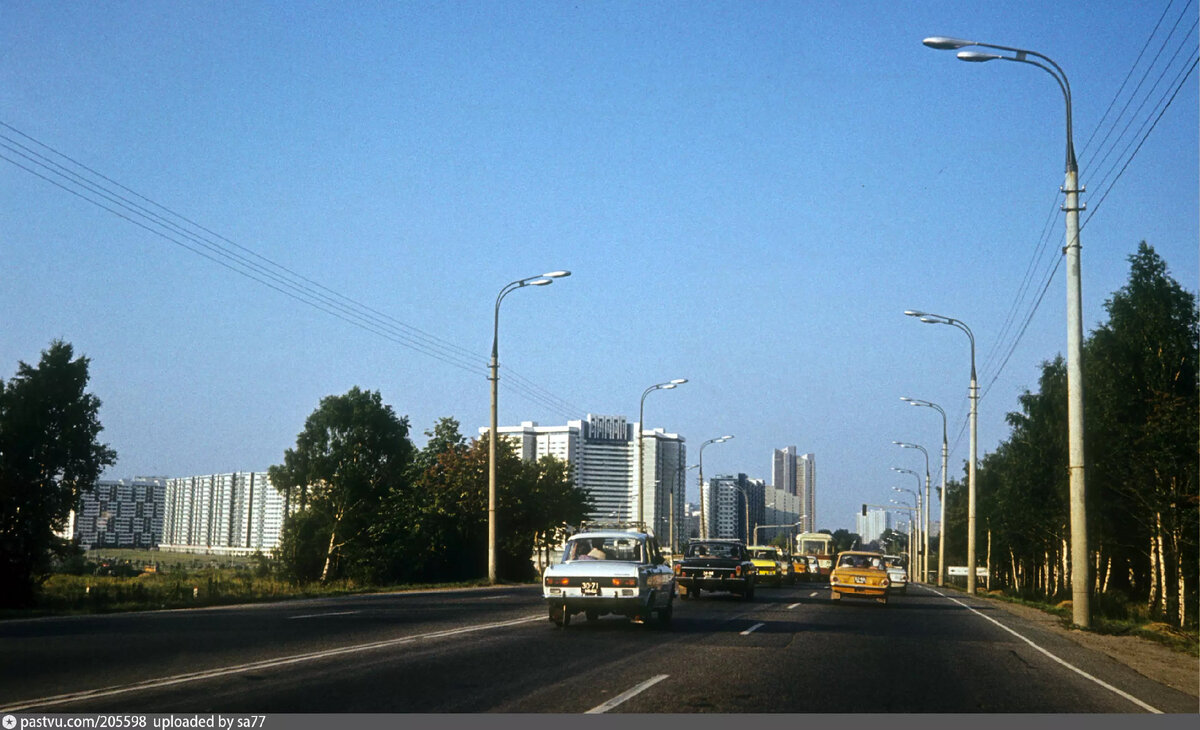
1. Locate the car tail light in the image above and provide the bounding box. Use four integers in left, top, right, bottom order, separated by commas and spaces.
734, 565, 742, 577
673, 563, 681, 575
611, 578, 637, 587
545, 577, 569, 586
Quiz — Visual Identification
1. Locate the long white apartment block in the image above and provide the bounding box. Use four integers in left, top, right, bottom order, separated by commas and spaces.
160, 472, 289, 555
69, 478, 166, 550
486, 414, 686, 544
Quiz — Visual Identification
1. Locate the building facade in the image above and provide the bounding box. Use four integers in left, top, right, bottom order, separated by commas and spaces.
705, 474, 765, 543
160, 472, 289, 555
488, 415, 686, 548
856, 508, 892, 543
771, 446, 816, 531
69, 477, 166, 550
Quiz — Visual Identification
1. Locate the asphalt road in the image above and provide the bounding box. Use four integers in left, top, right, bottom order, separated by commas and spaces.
0, 581, 1194, 713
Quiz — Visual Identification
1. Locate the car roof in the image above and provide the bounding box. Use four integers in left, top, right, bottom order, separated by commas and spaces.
838, 550, 884, 557
570, 530, 649, 540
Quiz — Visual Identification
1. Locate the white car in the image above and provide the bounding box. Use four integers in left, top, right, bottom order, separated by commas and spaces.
542, 529, 676, 627
883, 555, 908, 594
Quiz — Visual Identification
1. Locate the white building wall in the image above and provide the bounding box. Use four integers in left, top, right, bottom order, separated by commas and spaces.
159, 473, 289, 555
71, 478, 166, 550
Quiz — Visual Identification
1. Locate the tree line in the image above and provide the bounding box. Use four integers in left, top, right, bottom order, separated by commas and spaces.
267, 387, 591, 585
938, 243, 1197, 628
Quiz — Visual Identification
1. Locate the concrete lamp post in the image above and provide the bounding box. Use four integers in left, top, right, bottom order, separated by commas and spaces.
697, 435, 733, 539
489, 270, 570, 584
922, 34, 1089, 627
901, 397, 949, 586
893, 442, 931, 583
638, 379, 687, 530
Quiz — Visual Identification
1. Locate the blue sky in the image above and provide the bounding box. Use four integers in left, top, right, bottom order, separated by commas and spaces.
3, 1, 1196, 531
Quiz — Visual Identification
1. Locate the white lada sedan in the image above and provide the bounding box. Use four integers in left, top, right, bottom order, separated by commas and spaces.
542, 529, 676, 627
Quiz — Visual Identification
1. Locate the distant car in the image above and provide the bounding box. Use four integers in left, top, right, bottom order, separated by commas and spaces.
674, 539, 756, 600
747, 546, 786, 587
542, 528, 675, 627
829, 550, 891, 605
788, 553, 810, 583
883, 555, 908, 594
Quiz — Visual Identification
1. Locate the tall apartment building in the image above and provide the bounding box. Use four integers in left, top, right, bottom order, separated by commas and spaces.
69, 477, 166, 550
705, 474, 764, 543
160, 472, 289, 555
762, 485, 803, 543
771, 446, 816, 531
488, 414, 686, 546
856, 508, 892, 543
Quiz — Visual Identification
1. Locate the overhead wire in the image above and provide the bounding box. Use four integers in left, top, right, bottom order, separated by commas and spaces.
0, 123, 584, 420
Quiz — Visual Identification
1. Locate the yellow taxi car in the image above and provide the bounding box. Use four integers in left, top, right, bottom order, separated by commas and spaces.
788, 553, 810, 583
747, 546, 785, 586
829, 550, 891, 605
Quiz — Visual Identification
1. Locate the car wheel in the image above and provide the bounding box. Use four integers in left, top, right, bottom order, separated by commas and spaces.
743, 584, 755, 601
901, 587, 907, 595
549, 604, 566, 626
877, 595, 889, 606
691, 587, 701, 600
585, 610, 599, 622
657, 598, 674, 627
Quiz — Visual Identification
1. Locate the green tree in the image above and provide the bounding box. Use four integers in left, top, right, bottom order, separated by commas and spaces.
269, 387, 415, 583
1087, 243, 1197, 625
0, 341, 116, 607
830, 529, 861, 554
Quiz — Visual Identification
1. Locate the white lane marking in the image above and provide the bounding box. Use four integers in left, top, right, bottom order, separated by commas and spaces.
288, 610, 359, 620
585, 674, 669, 714
787, 603, 801, 609
809, 592, 818, 597
925, 586, 1163, 714
740, 622, 765, 636
479, 595, 507, 600
1, 615, 543, 712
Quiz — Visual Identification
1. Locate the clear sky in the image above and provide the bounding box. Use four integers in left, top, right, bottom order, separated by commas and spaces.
3, 1, 1196, 532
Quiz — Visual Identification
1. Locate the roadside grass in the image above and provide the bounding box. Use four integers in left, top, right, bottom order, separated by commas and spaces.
0, 549, 511, 620
962, 584, 1200, 656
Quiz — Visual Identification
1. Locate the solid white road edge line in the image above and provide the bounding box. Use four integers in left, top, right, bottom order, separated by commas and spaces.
584, 674, 670, 714
288, 610, 359, 619
1, 614, 544, 712
740, 622, 766, 636
924, 585, 1163, 714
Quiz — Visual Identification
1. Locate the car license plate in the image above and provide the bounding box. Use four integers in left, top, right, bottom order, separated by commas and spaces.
581, 581, 600, 595
703, 571, 715, 579
854, 576, 866, 584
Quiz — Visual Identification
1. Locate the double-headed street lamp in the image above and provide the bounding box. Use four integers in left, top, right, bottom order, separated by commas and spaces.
923, 35, 1089, 626
905, 309, 978, 594
489, 270, 570, 584
891, 480, 922, 581
697, 435, 733, 539
890, 500, 917, 575
901, 397, 949, 586
638, 379, 687, 529
893, 442, 930, 583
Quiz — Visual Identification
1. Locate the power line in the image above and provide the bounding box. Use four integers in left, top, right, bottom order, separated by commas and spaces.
0, 122, 585, 420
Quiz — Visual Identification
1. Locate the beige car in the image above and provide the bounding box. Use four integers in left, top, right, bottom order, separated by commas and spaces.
829, 550, 891, 605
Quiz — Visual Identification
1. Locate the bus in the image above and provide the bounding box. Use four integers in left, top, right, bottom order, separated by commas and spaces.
795, 532, 835, 581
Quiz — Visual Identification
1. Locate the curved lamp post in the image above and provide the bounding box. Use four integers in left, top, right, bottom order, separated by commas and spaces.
697, 435, 733, 538
489, 270, 570, 584
923, 34, 1088, 626
894, 442, 931, 583
905, 309, 978, 594
638, 379, 687, 529
729, 483, 751, 544
890, 500, 918, 576
902, 397, 949, 586
891, 477, 922, 581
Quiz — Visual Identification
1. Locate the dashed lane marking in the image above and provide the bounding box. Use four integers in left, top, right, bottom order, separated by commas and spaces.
739, 622, 766, 636
288, 610, 359, 620
585, 674, 670, 714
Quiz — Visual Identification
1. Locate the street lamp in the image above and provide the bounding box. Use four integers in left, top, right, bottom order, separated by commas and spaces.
728, 483, 751, 545
905, 309, 978, 594
673, 463, 700, 553
923, 35, 1089, 626
638, 379, 687, 529
890, 500, 917, 575
697, 435, 733, 538
901, 397, 949, 586
891, 469, 922, 582
489, 270, 570, 584
893, 442, 931, 583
